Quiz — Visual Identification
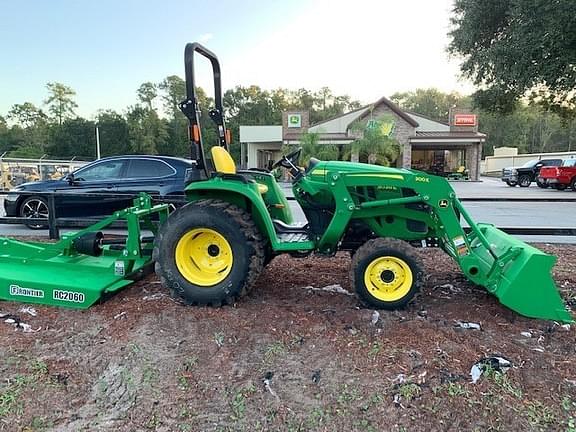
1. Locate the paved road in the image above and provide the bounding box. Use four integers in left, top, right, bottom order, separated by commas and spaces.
0, 177, 574, 243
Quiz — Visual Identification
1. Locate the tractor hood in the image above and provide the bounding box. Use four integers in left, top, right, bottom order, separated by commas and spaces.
308, 160, 414, 181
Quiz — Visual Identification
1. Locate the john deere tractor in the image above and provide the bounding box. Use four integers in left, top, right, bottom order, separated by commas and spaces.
151, 43, 571, 322
0, 42, 570, 323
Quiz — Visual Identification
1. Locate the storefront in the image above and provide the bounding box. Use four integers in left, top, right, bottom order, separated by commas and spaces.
240, 97, 485, 180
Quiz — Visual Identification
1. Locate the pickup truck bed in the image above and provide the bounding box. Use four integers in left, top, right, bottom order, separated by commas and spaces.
538, 160, 576, 191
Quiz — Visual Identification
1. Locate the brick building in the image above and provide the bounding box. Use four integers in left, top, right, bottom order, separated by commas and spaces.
239, 96, 485, 180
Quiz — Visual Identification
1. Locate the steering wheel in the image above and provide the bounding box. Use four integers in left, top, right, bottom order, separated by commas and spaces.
273, 147, 302, 170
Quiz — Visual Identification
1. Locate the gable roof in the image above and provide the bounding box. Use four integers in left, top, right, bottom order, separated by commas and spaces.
356, 96, 419, 127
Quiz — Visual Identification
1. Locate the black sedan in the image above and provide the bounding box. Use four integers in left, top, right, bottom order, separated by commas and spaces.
4, 155, 193, 228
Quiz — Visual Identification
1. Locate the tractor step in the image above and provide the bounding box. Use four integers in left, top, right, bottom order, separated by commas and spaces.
277, 232, 310, 243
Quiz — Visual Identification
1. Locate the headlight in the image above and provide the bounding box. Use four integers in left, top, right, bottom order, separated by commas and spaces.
511, 169, 517, 174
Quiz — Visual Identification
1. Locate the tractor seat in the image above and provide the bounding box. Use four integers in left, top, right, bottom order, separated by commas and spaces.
211, 146, 268, 194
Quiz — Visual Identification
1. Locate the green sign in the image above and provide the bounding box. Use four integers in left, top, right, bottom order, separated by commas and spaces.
288, 114, 302, 128
366, 119, 395, 137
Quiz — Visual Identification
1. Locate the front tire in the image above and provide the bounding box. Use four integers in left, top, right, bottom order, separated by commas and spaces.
351, 238, 423, 310
570, 178, 576, 192
153, 200, 265, 306
518, 175, 531, 187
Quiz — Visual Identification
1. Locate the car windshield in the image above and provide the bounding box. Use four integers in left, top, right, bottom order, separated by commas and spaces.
520, 160, 538, 168
562, 159, 576, 167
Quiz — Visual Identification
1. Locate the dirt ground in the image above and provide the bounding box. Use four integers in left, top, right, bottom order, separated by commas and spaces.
1, 244, 575, 432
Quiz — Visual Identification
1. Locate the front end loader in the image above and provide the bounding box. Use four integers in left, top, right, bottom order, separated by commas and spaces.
0, 42, 571, 324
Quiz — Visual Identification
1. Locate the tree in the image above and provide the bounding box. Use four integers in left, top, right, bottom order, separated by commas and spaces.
44, 82, 78, 125
137, 82, 158, 111
7, 103, 47, 128
349, 116, 400, 166
126, 105, 168, 155
391, 89, 471, 123
448, 0, 576, 114
96, 110, 131, 156
46, 118, 96, 158
159, 75, 186, 118
286, 132, 338, 166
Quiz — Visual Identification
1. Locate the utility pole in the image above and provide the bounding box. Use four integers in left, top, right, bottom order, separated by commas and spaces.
95, 126, 101, 160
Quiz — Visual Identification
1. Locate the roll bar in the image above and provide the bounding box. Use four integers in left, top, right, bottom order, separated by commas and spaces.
179, 42, 229, 178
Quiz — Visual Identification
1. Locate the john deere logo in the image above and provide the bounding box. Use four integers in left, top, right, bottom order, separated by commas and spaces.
366, 119, 395, 137
288, 114, 301, 128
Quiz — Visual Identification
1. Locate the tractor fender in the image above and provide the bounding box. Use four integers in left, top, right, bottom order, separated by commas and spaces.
184, 181, 278, 246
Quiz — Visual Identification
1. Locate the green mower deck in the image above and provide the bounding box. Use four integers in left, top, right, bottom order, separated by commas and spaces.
0, 193, 169, 309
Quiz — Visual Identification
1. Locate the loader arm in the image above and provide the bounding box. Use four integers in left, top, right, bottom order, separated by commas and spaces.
294, 165, 572, 322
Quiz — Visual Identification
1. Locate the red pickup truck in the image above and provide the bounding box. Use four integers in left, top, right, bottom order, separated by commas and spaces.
538, 159, 576, 190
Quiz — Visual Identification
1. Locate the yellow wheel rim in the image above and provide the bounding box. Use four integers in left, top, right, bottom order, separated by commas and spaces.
175, 228, 233, 286
364, 256, 413, 302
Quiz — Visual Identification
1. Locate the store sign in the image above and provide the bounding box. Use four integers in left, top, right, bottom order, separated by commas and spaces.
366, 119, 395, 137
288, 114, 302, 128
454, 114, 477, 127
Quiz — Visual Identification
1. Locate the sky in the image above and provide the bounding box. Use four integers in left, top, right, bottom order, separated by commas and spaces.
0, 0, 474, 119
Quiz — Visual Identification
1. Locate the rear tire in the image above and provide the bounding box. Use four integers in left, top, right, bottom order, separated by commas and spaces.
351, 238, 423, 310
518, 175, 531, 187
153, 200, 265, 306
570, 178, 576, 192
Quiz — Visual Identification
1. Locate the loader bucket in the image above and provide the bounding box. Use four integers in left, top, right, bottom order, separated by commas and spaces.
466, 223, 572, 322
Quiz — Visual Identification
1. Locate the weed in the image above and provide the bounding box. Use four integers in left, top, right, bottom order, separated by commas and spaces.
525, 400, 556, 428
127, 342, 141, 355
229, 385, 256, 421
264, 341, 286, 364
306, 407, 328, 428
184, 356, 199, 369
142, 364, 159, 387
146, 412, 160, 429
446, 382, 469, 398
214, 332, 225, 348
567, 417, 576, 432
368, 342, 381, 359
563, 396, 576, 412
354, 418, 376, 431
28, 416, 53, 431
484, 366, 522, 399
28, 359, 48, 376
337, 384, 361, 404
0, 374, 33, 418
398, 383, 421, 401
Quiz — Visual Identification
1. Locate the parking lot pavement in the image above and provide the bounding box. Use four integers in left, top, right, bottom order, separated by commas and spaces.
1, 177, 575, 243
452, 176, 575, 198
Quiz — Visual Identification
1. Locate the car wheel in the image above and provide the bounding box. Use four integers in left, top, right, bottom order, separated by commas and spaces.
571, 178, 576, 192
518, 175, 531, 187
19, 196, 49, 229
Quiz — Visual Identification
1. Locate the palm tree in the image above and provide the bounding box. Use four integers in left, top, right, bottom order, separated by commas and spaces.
349, 116, 400, 166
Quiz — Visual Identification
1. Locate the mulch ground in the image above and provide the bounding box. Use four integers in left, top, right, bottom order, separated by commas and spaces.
0, 244, 575, 431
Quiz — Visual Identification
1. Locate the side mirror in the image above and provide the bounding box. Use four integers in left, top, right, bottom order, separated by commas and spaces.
65, 173, 75, 185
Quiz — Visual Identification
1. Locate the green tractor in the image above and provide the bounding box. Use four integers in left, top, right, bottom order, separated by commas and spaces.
152, 43, 570, 322
0, 42, 571, 323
